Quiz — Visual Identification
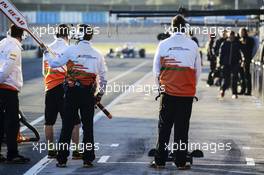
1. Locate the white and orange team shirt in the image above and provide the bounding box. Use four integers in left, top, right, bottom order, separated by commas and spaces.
153, 32, 201, 97
44, 40, 107, 94
43, 38, 68, 91
0, 36, 23, 92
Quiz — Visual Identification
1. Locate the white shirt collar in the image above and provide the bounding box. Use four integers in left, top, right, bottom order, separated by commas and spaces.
56, 38, 65, 42
171, 32, 186, 37
55, 38, 68, 45
79, 40, 91, 45
7, 36, 23, 50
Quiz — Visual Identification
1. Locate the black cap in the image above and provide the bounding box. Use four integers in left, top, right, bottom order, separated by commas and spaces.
171, 15, 187, 33
56, 24, 69, 38
10, 24, 24, 38
78, 24, 93, 41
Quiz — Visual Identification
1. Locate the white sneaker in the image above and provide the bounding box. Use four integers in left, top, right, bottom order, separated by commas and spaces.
232, 95, 238, 99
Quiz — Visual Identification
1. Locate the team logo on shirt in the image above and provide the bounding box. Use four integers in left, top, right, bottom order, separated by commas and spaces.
9, 52, 17, 60
77, 55, 96, 59
168, 47, 190, 51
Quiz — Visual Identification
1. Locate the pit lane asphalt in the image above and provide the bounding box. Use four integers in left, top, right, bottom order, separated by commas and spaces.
1, 57, 264, 175
35, 66, 264, 175
0, 57, 153, 175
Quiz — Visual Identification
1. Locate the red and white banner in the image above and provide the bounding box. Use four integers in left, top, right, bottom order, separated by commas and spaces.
0, 0, 48, 48
0, 0, 28, 30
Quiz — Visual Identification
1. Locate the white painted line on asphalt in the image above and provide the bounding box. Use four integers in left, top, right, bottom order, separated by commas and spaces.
245, 158, 255, 166
97, 156, 110, 163
243, 146, 264, 150
110, 143, 119, 147
93, 72, 152, 123
106, 161, 149, 164
100, 162, 253, 167
107, 61, 149, 84
20, 61, 150, 133
24, 71, 152, 175
242, 146, 251, 150
194, 167, 262, 175
24, 156, 53, 175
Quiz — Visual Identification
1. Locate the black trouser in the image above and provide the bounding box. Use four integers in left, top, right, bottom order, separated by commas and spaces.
239, 65, 246, 93
207, 60, 217, 85
221, 64, 239, 95
244, 62, 252, 94
57, 86, 95, 163
155, 94, 193, 166
0, 89, 19, 159
45, 84, 80, 126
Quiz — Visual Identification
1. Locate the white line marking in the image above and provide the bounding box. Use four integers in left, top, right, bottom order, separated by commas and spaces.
93, 72, 152, 123
110, 143, 119, 147
107, 61, 148, 84
194, 167, 262, 175
24, 156, 53, 175
97, 156, 110, 163
242, 146, 251, 150
20, 61, 149, 133
24, 71, 152, 175
245, 158, 255, 166
99, 161, 254, 167
106, 161, 149, 164
243, 146, 264, 150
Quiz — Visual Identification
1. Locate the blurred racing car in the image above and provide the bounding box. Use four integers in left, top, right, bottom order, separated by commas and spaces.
107, 43, 146, 58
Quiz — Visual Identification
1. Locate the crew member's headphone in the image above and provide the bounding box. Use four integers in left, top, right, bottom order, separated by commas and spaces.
54, 24, 70, 40
6, 28, 28, 40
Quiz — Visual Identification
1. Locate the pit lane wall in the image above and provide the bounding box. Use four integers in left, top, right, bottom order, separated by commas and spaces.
251, 5, 264, 102
0, 12, 8, 37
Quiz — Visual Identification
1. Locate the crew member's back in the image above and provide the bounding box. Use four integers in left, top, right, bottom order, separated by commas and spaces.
153, 32, 201, 97
151, 15, 201, 170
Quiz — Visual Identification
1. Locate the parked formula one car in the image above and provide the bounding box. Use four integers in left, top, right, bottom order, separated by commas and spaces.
107, 43, 146, 58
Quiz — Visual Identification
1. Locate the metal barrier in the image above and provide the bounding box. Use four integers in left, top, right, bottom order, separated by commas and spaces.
0, 12, 8, 35
262, 64, 264, 102
251, 61, 264, 101
251, 62, 256, 96
257, 63, 263, 99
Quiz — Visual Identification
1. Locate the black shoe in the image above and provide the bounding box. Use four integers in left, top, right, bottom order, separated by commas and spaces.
177, 164, 191, 170
6, 155, 30, 164
48, 150, 57, 159
149, 160, 165, 169
0, 154, 6, 163
72, 151, 82, 160
176, 162, 191, 170
56, 158, 67, 168
238, 90, 245, 95
232, 94, 238, 99
219, 90, 225, 98
244, 92, 251, 96
83, 160, 93, 168
56, 162, 67, 168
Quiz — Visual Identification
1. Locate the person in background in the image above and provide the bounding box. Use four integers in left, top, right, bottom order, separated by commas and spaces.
189, 30, 203, 65
206, 33, 216, 86
219, 31, 242, 99
251, 31, 259, 61
239, 28, 255, 95
189, 30, 199, 46
214, 30, 228, 87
